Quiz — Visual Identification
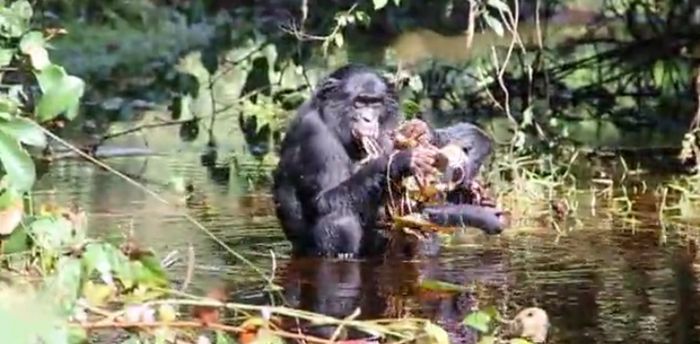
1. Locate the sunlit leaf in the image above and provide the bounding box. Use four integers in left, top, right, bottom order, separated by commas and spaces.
521, 106, 534, 127
29, 217, 74, 251
509, 339, 534, 344
1, 223, 29, 253
463, 310, 493, 333
84, 243, 115, 285
373, 0, 389, 10
45, 256, 83, 316
487, 0, 511, 13
483, 13, 504, 37
0, 190, 22, 235
478, 337, 497, 344
419, 279, 471, 292
334, 33, 344, 48
408, 75, 424, 92
250, 329, 285, 344
216, 331, 234, 344
83, 280, 114, 307
0, 48, 13, 67
10, 0, 33, 20
158, 304, 177, 322
35, 65, 85, 121
0, 117, 47, 147
423, 321, 449, 344
19, 31, 50, 70
0, 130, 35, 192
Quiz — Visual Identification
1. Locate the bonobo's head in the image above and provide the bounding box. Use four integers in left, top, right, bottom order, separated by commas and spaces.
314, 64, 400, 156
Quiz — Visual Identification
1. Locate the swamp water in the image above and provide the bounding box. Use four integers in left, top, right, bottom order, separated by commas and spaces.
30, 121, 700, 344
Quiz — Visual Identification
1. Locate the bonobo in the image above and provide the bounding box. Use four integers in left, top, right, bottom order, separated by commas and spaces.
272, 64, 499, 258
398, 119, 506, 235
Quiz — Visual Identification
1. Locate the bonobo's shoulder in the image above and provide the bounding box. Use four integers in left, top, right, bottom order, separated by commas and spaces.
438, 122, 491, 140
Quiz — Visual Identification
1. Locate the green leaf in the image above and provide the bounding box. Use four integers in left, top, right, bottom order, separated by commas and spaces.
19, 31, 44, 52
84, 243, 115, 285
478, 336, 497, 344
483, 13, 504, 37
29, 217, 74, 252
251, 330, 285, 344
419, 279, 471, 292
509, 339, 534, 344
0, 48, 14, 67
0, 117, 47, 147
373, 0, 389, 10
334, 33, 344, 48
10, 0, 33, 20
0, 130, 35, 192
35, 65, 85, 121
19, 31, 49, 70
216, 331, 234, 344
1, 224, 30, 254
463, 310, 493, 333
423, 321, 450, 344
487, 0, 511, 13
521, 106, 534, 127
44, 256, 83, 316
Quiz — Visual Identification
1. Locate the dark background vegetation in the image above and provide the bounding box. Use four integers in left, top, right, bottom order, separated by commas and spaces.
36, 0, 700, 179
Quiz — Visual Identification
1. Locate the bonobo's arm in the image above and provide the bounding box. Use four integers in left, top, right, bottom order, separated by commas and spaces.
298, 114, 413, 216
431, 122, 493, 184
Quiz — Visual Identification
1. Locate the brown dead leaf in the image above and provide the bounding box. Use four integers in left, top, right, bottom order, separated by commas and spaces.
0, 199, 23, 235
192, 286, 228, 325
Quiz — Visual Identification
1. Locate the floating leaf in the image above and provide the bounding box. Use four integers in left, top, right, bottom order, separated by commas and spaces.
463, 310, 493, 333
373, 0, 389, 10
0, 130, 35, 192
419, 279, 471, 292
0, 117, 47, 147
483, 13, 504, 37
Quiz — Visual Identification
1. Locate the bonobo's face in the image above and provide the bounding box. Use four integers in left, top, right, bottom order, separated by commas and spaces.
317, 65, 400, 158
340, 72, 395, 149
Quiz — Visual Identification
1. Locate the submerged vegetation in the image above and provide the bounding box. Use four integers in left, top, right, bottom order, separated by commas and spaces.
0, 0, 700, 343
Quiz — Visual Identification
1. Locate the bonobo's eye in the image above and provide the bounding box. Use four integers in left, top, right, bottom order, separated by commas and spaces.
353, 94, 383, 108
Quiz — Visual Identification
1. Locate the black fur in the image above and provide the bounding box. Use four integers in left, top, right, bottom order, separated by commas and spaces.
272, 64, 413, 258
272, 64, 499, 258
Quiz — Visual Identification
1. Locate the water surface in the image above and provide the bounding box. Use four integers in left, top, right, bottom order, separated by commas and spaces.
30, 122, 700, 344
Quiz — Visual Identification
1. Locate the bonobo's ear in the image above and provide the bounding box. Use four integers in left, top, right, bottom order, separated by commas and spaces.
315, 77, 341, 101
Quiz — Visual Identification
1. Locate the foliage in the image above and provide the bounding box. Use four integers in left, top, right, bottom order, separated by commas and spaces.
0, 0, 84, 239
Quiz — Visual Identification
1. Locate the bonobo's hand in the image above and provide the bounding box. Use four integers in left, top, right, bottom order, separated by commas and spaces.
398, 119, 433, 145
392, 146, 439, 177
